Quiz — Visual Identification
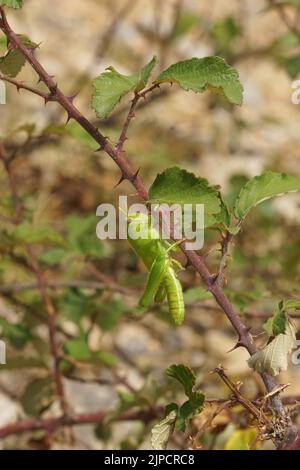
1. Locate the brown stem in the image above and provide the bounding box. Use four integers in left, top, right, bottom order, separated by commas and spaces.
0, 406, 162, 440
214, 366, 269, 425
0, 73, 52, 101
216, 232, 233, 287
26, 246, 68, 416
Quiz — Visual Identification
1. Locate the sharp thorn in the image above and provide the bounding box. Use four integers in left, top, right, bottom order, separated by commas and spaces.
65, 113, 73, 124
94, 146, 104, 152
44, 95, 51, 105
131, 168, 140, 182
67, 93, 79, 105
227, 340, 246, 353
114, 173, 127, 188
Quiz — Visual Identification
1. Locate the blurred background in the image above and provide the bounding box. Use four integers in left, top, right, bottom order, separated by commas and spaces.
0, 0, 299, 450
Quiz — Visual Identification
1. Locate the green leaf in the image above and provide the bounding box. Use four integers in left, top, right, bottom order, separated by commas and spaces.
155, 57, 243, 105
21, 377, 55, 417
263, 308, 287, 336
0, 0, 23, 8
39, 247, 66, 266
176, 391, 205, 432
184, 286, 212, 303
96, 350, 117, 367
91, 56, 157, 118
65, 121, 99, 150
0, 49, 25, 77
166, 363, 196, 397
64, 337, 91, 361
60, 289, 98, 323
151, 410, 177, 450
0, 36, 38, 77
264, 299, 300, 335
248, 321, 296, 376
64, 335, 117, 366
98, 299, 128, 331
0, 318, 31, 349
173, 12, 199, 38
13, 222, 64, 246
149, 166, 221, 222
17, 35, 38, 50
284, 55, 300, 79
66, 215, 104, 258
234, 171, 300, 221
210, 17, 241, 54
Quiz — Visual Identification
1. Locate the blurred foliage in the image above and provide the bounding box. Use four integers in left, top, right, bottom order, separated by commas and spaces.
0, 0, 299, 451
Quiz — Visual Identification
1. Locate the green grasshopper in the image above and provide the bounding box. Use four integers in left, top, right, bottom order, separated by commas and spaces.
127, 212, 185, 325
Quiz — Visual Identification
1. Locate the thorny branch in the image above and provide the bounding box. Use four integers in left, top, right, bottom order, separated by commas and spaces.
0, 5, 299, 449
0, 140, 68, 417
0, 406, 163, 440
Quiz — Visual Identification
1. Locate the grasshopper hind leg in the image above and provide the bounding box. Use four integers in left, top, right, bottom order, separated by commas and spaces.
154, 283, 167, 303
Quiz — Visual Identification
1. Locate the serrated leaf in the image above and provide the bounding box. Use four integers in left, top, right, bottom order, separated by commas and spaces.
149, 167, 221, 223
0, 49, 25, 77
0, 36, 38, 77
151, 410, 177, 450
155, 57, 243, 105
21, 377, 55, 417
234, 171, 300, 221
91, 56, 157, 118
0, 0, 23, 8
248, 321, 296, 376
176, 391, 205, 432
166, 363, 196, 397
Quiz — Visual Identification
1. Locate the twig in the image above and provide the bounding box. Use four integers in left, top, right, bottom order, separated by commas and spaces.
191, 399, 233, 448
0, 73, 53, 102
215, 232, 233, 287
26, 246, 68, 416
116, 84, 159, 152
213, 366, 269, 425
0, 406, 163, 440
0, 279, 137, 295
